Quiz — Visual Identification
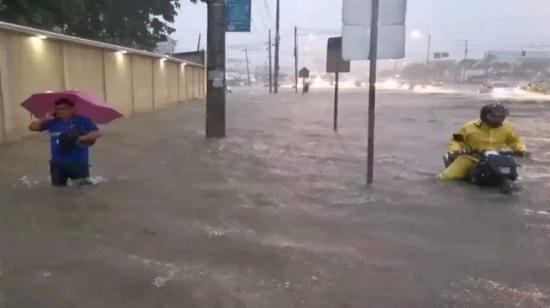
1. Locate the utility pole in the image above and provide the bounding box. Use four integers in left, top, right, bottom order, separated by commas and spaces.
367, 0, 380, 185
294, 26, 298, 93
206, 0, 226, 138
274, 0, 280, 93
197, 33, 202, 51
425, 34, 431, 82
245, 49, 251, 87
462, 40, 469, 82
268, 29, 273, 93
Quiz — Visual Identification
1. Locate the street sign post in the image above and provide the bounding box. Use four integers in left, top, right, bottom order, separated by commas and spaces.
327, 37, 351, 132
298, 67, 310, 94
327, 37, 351, 73
342, 0, 407, 185
434, 51, 449, 83
366, 0, 380, 186
225, 0, 251, 32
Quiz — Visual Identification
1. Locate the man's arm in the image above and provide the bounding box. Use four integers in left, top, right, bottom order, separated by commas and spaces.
28, 114, 53, 132
78, 118, 101, 145
78, 131, 102, 144
448, 127, 467, 152
506, 125, 527, 153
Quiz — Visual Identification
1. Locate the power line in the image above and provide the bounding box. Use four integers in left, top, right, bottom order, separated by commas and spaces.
227, 41, 268, 50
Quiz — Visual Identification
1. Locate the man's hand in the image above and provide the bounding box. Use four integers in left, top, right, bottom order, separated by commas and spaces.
44, 112, 55, 121
28, 113, 54, 132
78, 131, 102, 146
515, 151, 531, 158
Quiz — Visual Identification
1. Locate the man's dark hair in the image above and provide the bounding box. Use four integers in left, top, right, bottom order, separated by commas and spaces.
54, 98, 75, 107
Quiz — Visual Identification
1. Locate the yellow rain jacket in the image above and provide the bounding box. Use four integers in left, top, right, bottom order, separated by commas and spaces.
440, 119, 526, 181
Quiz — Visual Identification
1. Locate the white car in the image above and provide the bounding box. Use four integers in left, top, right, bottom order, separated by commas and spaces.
479, 81, 513, 94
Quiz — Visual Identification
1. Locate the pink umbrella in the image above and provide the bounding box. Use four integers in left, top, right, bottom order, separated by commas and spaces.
21, 91, 123, 124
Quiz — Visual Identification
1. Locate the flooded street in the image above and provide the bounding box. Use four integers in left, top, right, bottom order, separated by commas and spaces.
1, 87, 549, 307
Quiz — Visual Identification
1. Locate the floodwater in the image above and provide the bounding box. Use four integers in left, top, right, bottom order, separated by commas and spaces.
0, 87, 549, 307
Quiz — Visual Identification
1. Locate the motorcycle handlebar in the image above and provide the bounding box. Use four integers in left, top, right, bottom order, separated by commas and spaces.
450, 150, 524, 157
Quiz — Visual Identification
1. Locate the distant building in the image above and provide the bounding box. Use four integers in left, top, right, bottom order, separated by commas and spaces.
171, 50, 205, 66
467, 50, 550, 81
156, 38, 178, 54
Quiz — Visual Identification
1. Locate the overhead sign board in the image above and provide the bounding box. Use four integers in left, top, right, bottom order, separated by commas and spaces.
342, 0, 407, 60
226, 0, 251, 32
327, 37, 351, 73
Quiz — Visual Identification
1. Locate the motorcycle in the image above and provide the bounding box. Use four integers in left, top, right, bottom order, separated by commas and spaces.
444, 150, 521, 194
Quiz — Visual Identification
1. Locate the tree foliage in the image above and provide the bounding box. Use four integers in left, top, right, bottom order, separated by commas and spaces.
0, 0, 187, 50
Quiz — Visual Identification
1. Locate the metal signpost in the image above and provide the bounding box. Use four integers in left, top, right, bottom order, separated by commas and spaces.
327, 37, 351, 132
342, 0, 407, 185
299, 67, 310, 94
434, 52, 449, 84
299, 67, 310, 78
366, 0, 380, 185
298, 67, 310, 78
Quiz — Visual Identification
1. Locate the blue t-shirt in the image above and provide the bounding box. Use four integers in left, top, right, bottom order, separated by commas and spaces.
42, 115, 98, 165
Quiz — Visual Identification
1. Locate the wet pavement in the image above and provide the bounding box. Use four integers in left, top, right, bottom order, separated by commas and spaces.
0, 87, 549, 307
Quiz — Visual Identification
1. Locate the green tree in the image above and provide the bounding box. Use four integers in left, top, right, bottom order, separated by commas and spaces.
0, 0, 76, 30
0, 0, 188, 50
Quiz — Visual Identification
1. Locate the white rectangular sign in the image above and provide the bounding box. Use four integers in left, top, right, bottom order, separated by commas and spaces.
342, 25, 406, 60
343, 0, 407, 26
342, 0, 407, 60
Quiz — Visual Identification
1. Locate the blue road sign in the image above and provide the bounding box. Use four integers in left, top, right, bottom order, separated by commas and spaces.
226, 0, 251, 32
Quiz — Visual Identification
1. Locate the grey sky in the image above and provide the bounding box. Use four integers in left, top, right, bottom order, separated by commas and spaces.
172, 0, 550, 72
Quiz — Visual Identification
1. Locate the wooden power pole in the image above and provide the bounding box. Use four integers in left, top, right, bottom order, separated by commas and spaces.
206, 0, 226, 138
274, 0, 280, 93
197, 33, 202, 51
294, 26, 298, 93
269, 29, 273, 93
245, 48, 251, 87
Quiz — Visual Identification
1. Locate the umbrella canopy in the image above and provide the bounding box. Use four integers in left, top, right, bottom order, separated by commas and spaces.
21, 91, 123, 124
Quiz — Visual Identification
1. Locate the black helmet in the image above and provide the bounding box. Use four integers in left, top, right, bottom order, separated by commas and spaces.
480, 103, 509, 128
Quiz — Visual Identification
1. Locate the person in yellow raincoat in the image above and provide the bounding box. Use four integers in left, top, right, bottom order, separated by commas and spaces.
440, 103, 527, 181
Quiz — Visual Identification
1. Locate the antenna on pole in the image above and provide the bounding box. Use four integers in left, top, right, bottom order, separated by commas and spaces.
197, 33, 202, 51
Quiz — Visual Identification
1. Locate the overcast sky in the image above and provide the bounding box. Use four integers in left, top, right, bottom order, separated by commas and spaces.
172, 0, 550, 73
